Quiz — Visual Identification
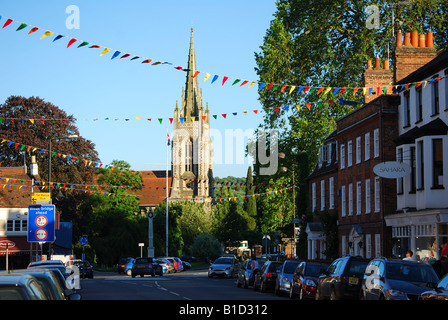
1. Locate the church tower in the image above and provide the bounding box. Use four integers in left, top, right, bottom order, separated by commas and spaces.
170, 28, 213, 200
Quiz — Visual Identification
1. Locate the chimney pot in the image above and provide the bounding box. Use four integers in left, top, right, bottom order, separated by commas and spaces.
375, 56, 381, 69
418, 34, 426, 47
411, 30, 418, 47
396, 31, 403, 47
404, 32, 411, 46
426, 31, 433, 48
383, 60, 389, 70
367, 59, 373, 69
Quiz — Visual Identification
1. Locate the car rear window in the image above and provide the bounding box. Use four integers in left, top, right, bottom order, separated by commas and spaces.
347, 260, 369, 275
268, 263, 283, 271
283, 261, 300, 273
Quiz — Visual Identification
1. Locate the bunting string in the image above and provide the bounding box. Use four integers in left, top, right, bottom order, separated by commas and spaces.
0, 15, 443, 97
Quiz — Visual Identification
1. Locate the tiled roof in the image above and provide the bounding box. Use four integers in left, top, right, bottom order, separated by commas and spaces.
0, 166, 39, 208
135, 170, 172, 207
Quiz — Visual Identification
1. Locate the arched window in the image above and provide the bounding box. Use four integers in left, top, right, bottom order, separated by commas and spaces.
185, 139, 192, 172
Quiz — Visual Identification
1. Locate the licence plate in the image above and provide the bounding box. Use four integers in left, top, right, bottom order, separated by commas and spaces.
138, 265, 146, 268
348, 277, 359, 285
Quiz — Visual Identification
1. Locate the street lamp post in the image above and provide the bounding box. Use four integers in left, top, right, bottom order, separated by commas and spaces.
279, 152, 296, 258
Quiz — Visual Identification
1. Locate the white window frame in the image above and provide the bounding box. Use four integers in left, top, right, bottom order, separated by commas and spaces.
366, 234, 372, 259
356, 181, 362, 215
356, 136, 361, 164
312, 182, 316, 212
375, 234, 381, 257
374, 129, 379, 158
365, 179, 371, 214
329, 177, 334, 209
320, 180, 325, 211
365, 132, 370, 161
374, 177, 380, 212
341, 185, 346, 217
348, 183, 353, 216
340, 144, 345, 169
347, 140, 353, 167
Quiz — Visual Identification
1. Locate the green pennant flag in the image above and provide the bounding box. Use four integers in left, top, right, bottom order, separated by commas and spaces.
77, 41, 89, 48
309, 87, 317, 94
16, 23, 27, 31
212, 115, 217, 119
52, 151, 56, 157
232, 79, 241, 86
158, 118, 163, 124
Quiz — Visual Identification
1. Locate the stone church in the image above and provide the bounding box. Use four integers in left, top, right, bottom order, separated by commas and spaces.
170, 28, 214, 201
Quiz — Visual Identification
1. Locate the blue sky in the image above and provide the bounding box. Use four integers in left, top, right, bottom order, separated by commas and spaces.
0, 0, 277, 178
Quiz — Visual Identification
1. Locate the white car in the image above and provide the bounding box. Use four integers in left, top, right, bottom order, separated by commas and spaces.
208, 257, 237, 278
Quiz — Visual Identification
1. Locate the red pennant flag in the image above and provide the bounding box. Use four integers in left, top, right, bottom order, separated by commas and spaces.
267, 83, 274, 90
253, 110, 258, 114
303, 86, 310, 93
3, 19, 13, 28
306, 103, 311, 110
192, 71, 200, 78
328, 100, 333, 106
28, 27, 39, 35
274, 107, 279, 113
142, 59, 152, 64
201, 116, 206, 121
340, 88, 347, 94
222, 76, 228, 85
169, 118, 173, 124
89, 45, 101, 48
67, 38, 77, 48
240, 80, 249, 87
120, 54, 131, 59
222, 114, 227, 118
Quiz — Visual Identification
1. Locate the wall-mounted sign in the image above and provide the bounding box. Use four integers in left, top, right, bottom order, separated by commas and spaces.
373, 161, 412, 179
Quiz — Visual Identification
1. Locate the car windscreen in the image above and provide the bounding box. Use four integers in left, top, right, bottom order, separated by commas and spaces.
305, 264, 328, 277
214, 258, 233, 264
268, 263, 283, 271
283, 262, 300, 273
386, 263, 439, 283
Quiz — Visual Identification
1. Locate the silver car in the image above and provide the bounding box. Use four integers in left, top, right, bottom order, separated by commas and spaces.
208, 257, 237, 278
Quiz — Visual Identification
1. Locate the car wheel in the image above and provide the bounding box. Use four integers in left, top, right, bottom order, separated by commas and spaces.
243, 278, 248, 289
289, 286, 295, 299
131, 273, 136, 278
140, 274, 144, 278
330, 288, 337, 300
237, 278, 241, 288
126, 269, 132, 276
298, 286, 305, 300
260, 280, 266, 292
315, 287, 323, 300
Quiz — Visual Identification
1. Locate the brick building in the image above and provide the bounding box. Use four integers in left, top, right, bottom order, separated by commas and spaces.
307, 30, 440, 260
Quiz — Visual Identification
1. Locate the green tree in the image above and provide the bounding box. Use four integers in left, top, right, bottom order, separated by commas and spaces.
81, 160, 145, 266
243, 166, 257, 229
190, 233, 222, 262
153, 201, 184, 257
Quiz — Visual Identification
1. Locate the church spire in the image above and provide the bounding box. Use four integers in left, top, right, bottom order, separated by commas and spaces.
182, 27, 202, 119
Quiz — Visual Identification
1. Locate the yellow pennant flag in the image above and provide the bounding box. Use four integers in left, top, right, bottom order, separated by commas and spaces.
423, 81, 428, 88
100, 48, 111, 56
204, 73, 210, 82
29, 119, 35, 124
136, 116, 141, 120
324, 87, 332, 95
40, 31, 54, 39
295, 105, 300, 111
363, 87, 367, 95
289, 86, 296, 95
248, 81, 256, 88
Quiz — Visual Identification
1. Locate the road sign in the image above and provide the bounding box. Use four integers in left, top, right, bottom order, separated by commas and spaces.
79, 236, 88, 246
28, 205, 55, 243
31, 193, 51, 202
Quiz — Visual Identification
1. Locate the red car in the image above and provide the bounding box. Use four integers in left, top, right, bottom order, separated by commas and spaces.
290, 261, 329, 300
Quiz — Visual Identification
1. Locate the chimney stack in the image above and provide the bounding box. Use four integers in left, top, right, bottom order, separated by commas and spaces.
393, 31, 437, 83
363, 55, 393, 104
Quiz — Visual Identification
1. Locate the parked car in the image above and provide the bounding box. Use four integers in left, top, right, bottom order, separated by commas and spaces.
275, 260, 301, 296
208, 256, 237, 278
28, 260, 64, 268
236, 259, 253, 288
117, 258, 135, 276
158, 256, 181, 272
182, 261, 191, 270
0, 274, 48, 300
315, 255, 370, 300
1, 268, 80, 300
290, 261, 330, 300
174, 258, 184, 272
131, 257, 163, 277
73, 261, 94, 279
253, 261, 283, 292
28, 264, 80, 297
156, 258, 175, 273
361, 258, 439, 300
419, 273, 448, 300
